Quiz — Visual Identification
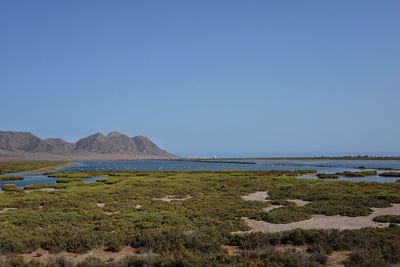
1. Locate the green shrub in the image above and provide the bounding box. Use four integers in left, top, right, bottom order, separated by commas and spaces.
257, 207, 311, 224
229, 227, 400, 266
76, 257, 104, 267
347, 247, 388, 267
308, 243, 328, 264
0, 256, 34, 267
1, 184, 19, 192
373, 215, 400, 224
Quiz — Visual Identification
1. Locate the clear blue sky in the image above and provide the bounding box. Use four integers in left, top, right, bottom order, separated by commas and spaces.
1, 1, 399, 157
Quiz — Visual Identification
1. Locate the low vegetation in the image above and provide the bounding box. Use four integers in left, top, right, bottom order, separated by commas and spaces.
0, 161, 69, 174
252, 206, 311, 223
316, 173, 339, 179
23, 183, 67, 190
46, 172, 94, 178
0, 164, 399, 266
56, 178, 83, 183
0, 175, 24, 181
229, 226, 400, 267
373, 215, 400, 224
379, 171, 400, 177
335, 170, 377, 177
1, 184, 20, 192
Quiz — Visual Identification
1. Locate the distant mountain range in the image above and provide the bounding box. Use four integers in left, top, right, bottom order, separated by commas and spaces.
0, 131, 175, 160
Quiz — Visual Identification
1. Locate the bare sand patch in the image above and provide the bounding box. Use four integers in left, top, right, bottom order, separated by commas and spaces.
240, 203, 400, 233
289, 199, 310, 206
242, 191, 309, 212
19, 246, 157, 265
25, 188, 57, 193
153, 195, 192, 202
0, 208, 18, 213
263, 205, 283, 212
326, 250, 351, 267
241, 191, 269, 202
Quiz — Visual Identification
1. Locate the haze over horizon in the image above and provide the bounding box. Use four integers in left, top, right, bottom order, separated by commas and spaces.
1, 1, 399, 157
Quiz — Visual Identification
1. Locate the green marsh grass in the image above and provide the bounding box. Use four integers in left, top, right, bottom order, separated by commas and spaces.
0, 167, 399, 266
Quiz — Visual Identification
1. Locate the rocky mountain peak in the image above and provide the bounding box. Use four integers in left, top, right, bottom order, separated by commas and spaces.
107, 131, 123, 137
0, 131, 174, 159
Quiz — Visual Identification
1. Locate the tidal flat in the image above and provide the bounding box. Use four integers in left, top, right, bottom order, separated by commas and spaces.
0, 161, 399, 266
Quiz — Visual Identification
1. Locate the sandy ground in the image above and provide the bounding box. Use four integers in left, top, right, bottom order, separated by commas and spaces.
326, 251, 351, 267
241, 204, 400, 233
239, 191, 400, 233
289, 199, 310, 206
262, 199, 309, 212
263, 205, 283, 212
17, 246, 157, 265
242, 191, 310, 212
25, 188, 57, 193
153, 195, 192, 202
241, 191, 269, 202
0, 208, 17, 213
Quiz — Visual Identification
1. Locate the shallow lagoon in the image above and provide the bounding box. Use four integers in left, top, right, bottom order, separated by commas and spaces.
0, 172, 103, 189
60, 159, 400, 183
59, 159, 400, 172
60, 159, 363, 172
1, 159, 399, 188
298, 174, 399, 183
